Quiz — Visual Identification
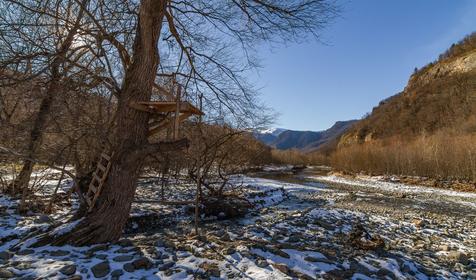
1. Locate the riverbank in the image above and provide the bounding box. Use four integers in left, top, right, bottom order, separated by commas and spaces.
0, 168, 475, 279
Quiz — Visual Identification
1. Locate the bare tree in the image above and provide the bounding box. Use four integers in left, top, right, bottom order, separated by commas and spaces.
1, 0, 337, 245
0, 0, 90, 199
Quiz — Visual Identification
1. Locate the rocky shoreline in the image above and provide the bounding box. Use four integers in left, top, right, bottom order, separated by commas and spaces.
0, 170, 475, 279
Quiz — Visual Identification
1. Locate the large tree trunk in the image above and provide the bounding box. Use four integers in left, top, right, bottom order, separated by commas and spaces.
52, 0, 171, 245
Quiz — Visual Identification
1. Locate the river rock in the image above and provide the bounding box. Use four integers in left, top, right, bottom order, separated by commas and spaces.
439, 244, 450, 251
91, 261, 110, 278
200, 262, 220, 277
123, 263, 135, 272
412, 219, 426, 227
159, 261, 175, 271
111, 269, 124, 277
35, 215, 53, 224
116, 239, 134, 247
272, 263, 293, 276
60, 264, 77, 276
447, 251, 470, 265
0, 268, 14, 278
132, 257, 153, 270
255, 259, 268, 268
95, 254, 108, 260
0, 251, 12, 260
17, 249, 34, 256
113, 255, 134, 262
222, 247, 235, 255
50, 250, 70, 256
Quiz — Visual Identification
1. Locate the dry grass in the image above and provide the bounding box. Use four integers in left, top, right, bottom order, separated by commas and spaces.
331, 132, 476, 182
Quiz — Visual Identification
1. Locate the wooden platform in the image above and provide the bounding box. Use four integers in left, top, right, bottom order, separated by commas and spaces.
130, 101, 204, 137
131, 101, 204, 116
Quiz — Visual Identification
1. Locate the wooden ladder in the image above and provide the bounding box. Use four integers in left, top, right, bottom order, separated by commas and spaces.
85, 152, 113, 212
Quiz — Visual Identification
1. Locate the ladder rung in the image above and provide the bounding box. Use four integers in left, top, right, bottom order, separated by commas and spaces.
97, 164, 107, 172
94, 174, 102, 182
101, 153, 111, 161
85, 196, 92, 206
89, 185, 97, 193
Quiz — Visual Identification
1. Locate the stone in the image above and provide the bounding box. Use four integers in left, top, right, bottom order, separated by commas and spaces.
255, 259, 269, 268
111, 269, 124, 277
287, 235, 301, 243
164, 240, 176, 249
304, 256, 326, 263
376, 268, 393, 278
214, 229, 226, 237
132, 257, 153, 270
447, 251, 470, 265
95, 254, 108, 260
17, 249, 34, 255
200, 262, 220, 277
35, 215, 53, 224
123, 263, 135, 273
272, 263, 293, 276
0, 268, 14, 278
0, 251, 12, 260
267, 247, 290, 258
113, 255, 134, 262
116, 239, 134, 247
91, 261, 110, 278
50, 250, 70, 256
220, 233, 231, 241
439, 244, 450, 251
60, 264, 77, 276
17, 275, 36, 280
88, 244, 109, 253
412, 219, 426, 227
222, 247, 236, 255
313, 219, 334, 230
16, 262, 32, 270
66, 276, 82, 280
159, 262, 175, 271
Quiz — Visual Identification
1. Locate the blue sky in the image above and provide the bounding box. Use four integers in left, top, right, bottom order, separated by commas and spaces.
253, 0, 476, 131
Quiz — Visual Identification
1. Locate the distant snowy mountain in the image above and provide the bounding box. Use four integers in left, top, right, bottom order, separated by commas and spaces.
254, 120, 357, 151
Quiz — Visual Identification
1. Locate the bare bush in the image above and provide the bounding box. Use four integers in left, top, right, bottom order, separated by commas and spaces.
331, 132, 476, 182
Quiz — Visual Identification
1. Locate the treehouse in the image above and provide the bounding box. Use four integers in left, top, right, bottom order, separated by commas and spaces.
84, 81, 203, 212
130, 100, 204, 137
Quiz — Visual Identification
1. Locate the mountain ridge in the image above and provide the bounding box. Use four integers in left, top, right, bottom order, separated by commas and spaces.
255, 120, 357, 151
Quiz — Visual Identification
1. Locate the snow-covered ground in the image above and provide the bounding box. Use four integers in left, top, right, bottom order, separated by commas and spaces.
312, 174, 476, 202
0, 169, 475, 279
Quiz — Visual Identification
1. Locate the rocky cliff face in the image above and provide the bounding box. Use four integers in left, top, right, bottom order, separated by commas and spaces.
255, 120, 357, 151
337, 35, 476, 148
407, 50, 476, 91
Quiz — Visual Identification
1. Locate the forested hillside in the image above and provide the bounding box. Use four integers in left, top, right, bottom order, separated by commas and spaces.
330, 33, 476, 182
